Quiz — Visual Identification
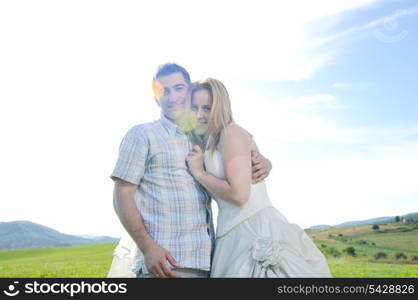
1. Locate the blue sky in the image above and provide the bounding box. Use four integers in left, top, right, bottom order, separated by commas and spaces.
229, 3, 418, 169
235, 2, 418, 154
240, 2, 418, 128
0, 0, 417, 237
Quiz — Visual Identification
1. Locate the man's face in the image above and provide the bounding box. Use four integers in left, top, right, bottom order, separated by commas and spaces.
155, 72, 189, 122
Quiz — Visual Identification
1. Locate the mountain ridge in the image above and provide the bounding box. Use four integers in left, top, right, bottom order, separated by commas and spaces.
0, 221, 119, 250
308, 212, 418, 230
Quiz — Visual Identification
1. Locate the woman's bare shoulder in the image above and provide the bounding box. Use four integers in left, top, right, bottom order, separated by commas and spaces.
221, 123, 252, 138
223, 123, 259, 152
219, 123, 254, 149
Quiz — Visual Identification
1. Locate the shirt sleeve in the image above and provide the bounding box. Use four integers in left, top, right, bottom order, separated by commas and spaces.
110, 127, 149, 185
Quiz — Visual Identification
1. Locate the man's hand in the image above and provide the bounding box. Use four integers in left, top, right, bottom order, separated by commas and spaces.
113, 179, 179, 278
143, 239, 179, 278
251, 151, 272, 184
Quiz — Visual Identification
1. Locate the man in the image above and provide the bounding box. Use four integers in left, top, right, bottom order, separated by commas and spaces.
111, 63, 272, 278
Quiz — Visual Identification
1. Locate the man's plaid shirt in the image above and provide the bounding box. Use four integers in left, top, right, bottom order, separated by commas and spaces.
111, 114, 214, 274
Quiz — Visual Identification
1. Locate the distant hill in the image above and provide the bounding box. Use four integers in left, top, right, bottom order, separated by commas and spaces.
404, 212, 418, 220
308, 212, 418, 230
309, 225, 332, 230
0, 221, 119, 250
76, 234, 118, 241
334, 216, 395, 228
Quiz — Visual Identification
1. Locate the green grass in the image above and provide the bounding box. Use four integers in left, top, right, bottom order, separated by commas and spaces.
357, 230, 418, 251
0, 243, 117, 277
328, 260, 418, 278
307, 222, 418, 262
1, 222, 418, 278
305, 222, 418, 277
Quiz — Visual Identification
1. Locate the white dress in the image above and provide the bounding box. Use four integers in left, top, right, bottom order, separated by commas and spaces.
205, 150, 332, 278
107, 231, 139, 278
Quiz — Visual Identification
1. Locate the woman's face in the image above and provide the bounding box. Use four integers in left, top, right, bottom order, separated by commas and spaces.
191, 89, 212, 135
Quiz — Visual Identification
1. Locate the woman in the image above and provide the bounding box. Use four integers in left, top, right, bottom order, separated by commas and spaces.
186, 78, 332, 277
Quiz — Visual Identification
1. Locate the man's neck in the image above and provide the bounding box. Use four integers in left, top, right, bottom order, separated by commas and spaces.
163, 113, 178, 125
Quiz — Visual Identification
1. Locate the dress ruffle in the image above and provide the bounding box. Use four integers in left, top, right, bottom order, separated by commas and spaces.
210, 207, 332, 278
251, 237, 284, 268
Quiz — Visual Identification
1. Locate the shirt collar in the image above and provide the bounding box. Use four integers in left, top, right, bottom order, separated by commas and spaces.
160, 113, 184, 136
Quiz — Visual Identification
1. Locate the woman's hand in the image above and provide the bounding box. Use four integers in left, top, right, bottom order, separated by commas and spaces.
186, 145, 205, 177
251, 151, 272, 183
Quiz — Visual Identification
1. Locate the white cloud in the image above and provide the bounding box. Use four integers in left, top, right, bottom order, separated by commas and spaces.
278, 93, 350, 111
0, 0, 384, 88
231, 89, 358, 144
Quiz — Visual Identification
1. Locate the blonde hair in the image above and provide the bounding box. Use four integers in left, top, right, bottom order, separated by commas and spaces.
190, 78, 234, 153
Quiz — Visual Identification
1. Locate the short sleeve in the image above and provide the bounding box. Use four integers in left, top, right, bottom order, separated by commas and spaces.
110, 128, 149, 185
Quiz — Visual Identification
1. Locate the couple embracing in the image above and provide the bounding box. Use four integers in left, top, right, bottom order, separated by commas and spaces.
109, 63, 332, 278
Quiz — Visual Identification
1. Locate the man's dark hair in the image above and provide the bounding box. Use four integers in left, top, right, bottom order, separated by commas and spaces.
154, 63, 191, 84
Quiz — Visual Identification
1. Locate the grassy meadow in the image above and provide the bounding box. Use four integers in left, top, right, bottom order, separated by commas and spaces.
0, 243, 116, 278
0, 222, 417, 277
307, 221, 418, 277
